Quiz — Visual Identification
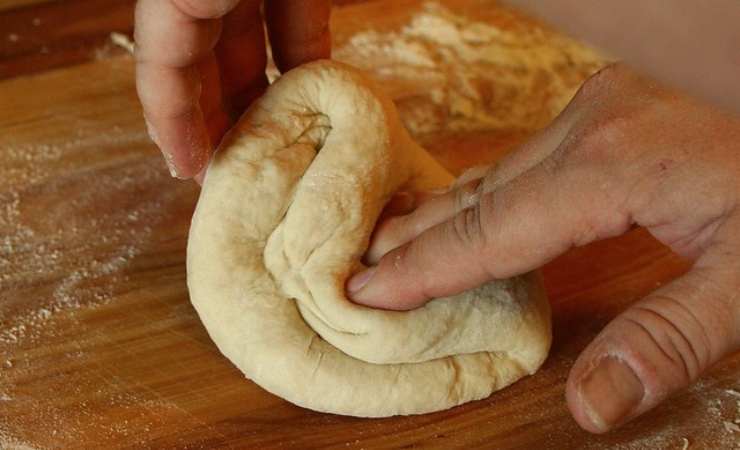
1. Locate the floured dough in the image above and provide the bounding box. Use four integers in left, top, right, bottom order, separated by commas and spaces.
187, 60, 551, 417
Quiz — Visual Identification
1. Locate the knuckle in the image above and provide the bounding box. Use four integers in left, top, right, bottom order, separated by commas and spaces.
566, 114, 629, 165
456, 165, 490, 187
562, 66, 641, 165
574, 63, 622, 101
538, 148, 630, 247
570, 218, 602, 247
554, 122, 632, 222
621, 297, 712, 386
449, 204, 486, 252
572, 210, 630, 246
681, 265, 740, 345
453, 178, 483, 213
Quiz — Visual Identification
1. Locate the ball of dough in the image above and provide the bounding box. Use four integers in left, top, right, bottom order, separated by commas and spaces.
187, 60, 551, 417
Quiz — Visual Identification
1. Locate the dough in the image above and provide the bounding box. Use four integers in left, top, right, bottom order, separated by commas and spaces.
187, 60, 551, 417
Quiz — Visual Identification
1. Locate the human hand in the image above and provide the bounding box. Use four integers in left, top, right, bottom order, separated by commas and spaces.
134, 0, 331, 180
347, 64, 740, 433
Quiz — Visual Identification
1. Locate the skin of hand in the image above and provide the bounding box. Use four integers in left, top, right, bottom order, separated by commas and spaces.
347, 64, 740, 433
134, 0, 331, 180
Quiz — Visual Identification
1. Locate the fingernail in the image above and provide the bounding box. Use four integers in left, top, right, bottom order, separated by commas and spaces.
347, 267, 376, 295
144, 118, 158, 145
161, 150, 181, 179
144, 119, 183, 179
578, 357, 644, 431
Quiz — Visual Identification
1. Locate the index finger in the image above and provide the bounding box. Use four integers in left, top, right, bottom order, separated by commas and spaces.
347, 137, 631, 310
134, 0, 239, 178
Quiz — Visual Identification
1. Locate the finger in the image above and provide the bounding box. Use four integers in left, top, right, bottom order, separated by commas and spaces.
194, 167, 206, 186
380, 190, 449, 218
264, 0, 332, 73
135, 0, 238, 178
135, 0, 231, 66
365, 179, 483, 264
136, 63, 212, 178
198, 54, 230, 148
215, 0, 269, 118
566, 246, 740, 433
447, 78, 584, 191
378, 192, 420, 218
367, 190, 446, 261
348, 149, 632, 310
476, 83, 584, 192
363, 95, 581, 264
454, 165, 489, 188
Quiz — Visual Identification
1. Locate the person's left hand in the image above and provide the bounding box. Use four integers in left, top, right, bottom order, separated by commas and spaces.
134, 0, 331, 180
347, 63, 740, 433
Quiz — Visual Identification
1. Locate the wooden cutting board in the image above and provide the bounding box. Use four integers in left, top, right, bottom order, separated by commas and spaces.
1, 1, 739, 448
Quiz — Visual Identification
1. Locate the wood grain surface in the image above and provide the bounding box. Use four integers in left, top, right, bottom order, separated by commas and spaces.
1, 1, 740, 449
0, 0, 134, 79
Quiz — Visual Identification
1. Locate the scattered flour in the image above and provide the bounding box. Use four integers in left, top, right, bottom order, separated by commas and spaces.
727, 389, 740, 399
0, 156, 159, 346
335, 2, 606, 136
0, 97, 177, 447
95, 32, 135, 61
0, 438, 39, 450
109, 32, 134, 54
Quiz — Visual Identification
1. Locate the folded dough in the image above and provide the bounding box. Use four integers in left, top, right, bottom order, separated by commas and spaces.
187, 60, 551, 417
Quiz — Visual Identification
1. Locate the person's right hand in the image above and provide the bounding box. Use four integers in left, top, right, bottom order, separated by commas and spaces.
348, 64, 740, 433
134, 0, 331, 180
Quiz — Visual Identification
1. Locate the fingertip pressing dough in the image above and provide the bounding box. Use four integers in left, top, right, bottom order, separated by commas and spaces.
187, 60, 551, 417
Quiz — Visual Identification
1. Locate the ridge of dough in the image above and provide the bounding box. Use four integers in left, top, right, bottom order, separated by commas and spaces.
187, 60, 551, 417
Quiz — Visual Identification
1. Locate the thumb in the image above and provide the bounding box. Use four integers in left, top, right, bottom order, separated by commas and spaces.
347, 150, 631, 310
566, 249, 740, 433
